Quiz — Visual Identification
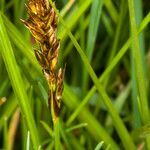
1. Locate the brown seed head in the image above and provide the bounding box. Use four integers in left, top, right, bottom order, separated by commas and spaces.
22, 0, 65, 120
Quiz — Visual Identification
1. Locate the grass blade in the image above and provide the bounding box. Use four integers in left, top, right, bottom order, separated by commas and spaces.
104, 0, 118, 23
128, 0, 149, 131
66, 11, 150, 126
131, 0, 144, 129
128, 0, 150, 148
0, 13, 40, 149
26, 131, 30, 150
63, 84, 119, 149
58, 0, 92, 40
82, 0, 104, 93
2, 14, 40, 73
49, 2, 136, 149
94, 141, 104, 150
3, 117, 8, 150
66, 123, 88, 132
40, 121, 53, 137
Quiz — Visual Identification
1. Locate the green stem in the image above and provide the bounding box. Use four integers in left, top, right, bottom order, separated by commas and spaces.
54, 119, 61, 150
50, 84, 61, 150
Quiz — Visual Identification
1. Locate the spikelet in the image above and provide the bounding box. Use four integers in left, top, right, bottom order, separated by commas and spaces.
21, 0, 65, 123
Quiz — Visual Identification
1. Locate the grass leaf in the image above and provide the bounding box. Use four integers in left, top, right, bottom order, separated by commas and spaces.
0, 13, 40, 149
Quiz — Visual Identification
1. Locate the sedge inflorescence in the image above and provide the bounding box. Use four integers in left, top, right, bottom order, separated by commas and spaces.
22, 0, 65, 123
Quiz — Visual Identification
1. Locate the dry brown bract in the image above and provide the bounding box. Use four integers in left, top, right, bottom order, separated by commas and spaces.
21, 0, 65, 123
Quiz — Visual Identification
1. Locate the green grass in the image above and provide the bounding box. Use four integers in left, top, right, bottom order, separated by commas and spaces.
0, 0, 150, 149
0, 13, 40, 149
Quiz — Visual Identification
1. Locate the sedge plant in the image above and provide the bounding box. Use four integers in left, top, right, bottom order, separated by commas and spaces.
21, 0, 65, 149
0, 0, 150, 150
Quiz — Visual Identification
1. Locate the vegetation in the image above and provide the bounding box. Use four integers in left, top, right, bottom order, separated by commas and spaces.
0, 0, 150, 149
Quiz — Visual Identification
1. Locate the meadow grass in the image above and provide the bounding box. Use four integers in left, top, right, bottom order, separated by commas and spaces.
0, 0, 150, 149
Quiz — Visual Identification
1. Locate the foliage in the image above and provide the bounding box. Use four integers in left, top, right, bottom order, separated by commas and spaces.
0, 0, 150, 149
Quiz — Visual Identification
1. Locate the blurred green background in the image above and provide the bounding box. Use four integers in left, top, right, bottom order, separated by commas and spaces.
0, 0, 150, 149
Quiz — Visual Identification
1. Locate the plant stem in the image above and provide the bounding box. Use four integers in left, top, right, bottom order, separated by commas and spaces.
54, 118, 61, 150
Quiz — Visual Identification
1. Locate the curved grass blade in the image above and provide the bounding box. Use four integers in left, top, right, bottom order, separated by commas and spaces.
0, 13, 40, 149
63, 84, 119, 150
2, 14, 40, 73
66, 11, 150, 126
49, 1, 136, 149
